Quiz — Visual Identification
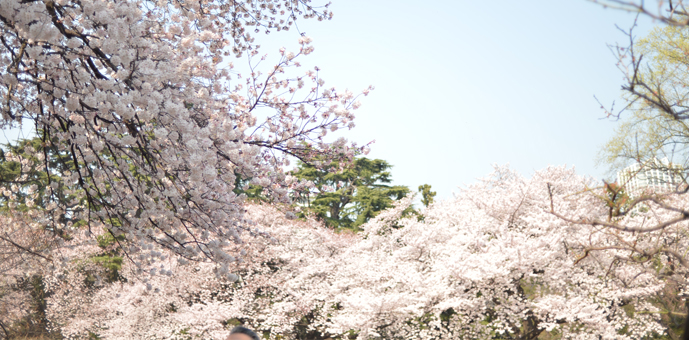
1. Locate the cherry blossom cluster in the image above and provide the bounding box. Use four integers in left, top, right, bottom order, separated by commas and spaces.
303, 166, 673, 339
33, 166, 689, 339
0, 0, 368, 272
40, 204, 354, 339
0, 210, 105, 337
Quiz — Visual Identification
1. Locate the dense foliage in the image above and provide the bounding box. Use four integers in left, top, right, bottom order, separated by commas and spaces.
5, 166, 689, 339
599, 24, 689, 174
291, 157, 410, 230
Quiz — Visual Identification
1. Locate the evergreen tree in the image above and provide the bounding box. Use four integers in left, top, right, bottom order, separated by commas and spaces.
0, 134, 85, 229
418, 184, 436, 207
292, 157, 410, 230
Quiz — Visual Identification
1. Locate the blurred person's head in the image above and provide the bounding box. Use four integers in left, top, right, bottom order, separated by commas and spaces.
226, 326, 260, 340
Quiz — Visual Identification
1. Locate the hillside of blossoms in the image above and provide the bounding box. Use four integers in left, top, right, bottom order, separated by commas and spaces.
4, 165, 688, 340
2, 0, 689, 339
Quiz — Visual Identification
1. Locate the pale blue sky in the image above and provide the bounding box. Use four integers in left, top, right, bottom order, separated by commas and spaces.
1, 1, 660, 200
273, 0, 660, 199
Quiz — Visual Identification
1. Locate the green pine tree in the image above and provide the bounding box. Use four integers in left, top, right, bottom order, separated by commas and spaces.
291, 157, 410, 230
0, 134, 83, 223
418, 184, 436, 207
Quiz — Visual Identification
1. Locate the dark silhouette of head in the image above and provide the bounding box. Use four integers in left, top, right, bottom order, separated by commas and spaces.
228, 326, 260, 340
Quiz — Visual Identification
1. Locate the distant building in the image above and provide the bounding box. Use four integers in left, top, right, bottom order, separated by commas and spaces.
616, 158, 684, 197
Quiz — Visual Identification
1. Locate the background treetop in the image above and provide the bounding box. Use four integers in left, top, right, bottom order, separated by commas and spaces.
598, 23, 689, 174
291, 157, 411, 230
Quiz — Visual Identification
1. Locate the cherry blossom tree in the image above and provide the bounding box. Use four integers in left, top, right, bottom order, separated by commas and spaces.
29, 166, 689, 339
0, 209, 103, 339
309, 166, 675, 339
0, 212, 51, 338
0, 0, 371, 276
39, 203, 354, 339
584, 5, 689, 334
